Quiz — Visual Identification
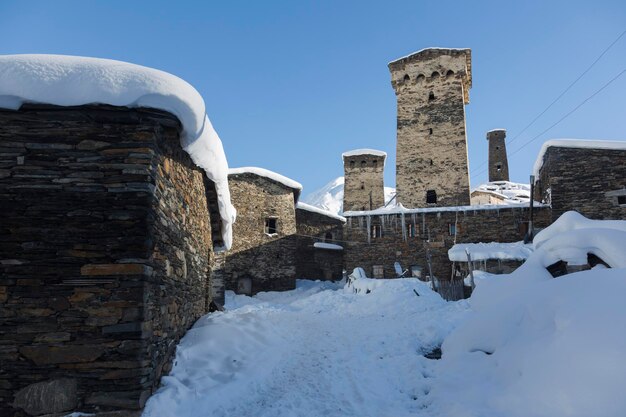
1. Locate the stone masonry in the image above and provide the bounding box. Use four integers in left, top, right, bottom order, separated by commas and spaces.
487, 129, 509, 182
343, 206, 551, 280
535, 145, 626, 221
342, 151, 386, 211
389, 48, 472, 208
295, 206, 345, 281
0, 104, 220, 415
216, 172, 298, 297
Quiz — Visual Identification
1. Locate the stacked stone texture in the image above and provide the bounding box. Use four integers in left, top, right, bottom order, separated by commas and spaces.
389, 48, 472, 208
535, 146, 626, 221
487, 129, 509, 182
0, 104, 217, 415
217, 173, 298, 296
295, 208, 345, 281
343, 206, 551, 280
343, 153, 386, 211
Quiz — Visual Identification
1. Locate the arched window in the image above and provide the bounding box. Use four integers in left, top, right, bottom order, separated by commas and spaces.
372, 159, 377, 167
431, 71, 440, 78
446, 69, 454, 78
428, 91, 435, 101
349, 160, 355, 168
361, 160, 366, 167
416, 74, 425, 83
325, 232, 333, 241
403, 74, 410, 82
428, 128, 433, 135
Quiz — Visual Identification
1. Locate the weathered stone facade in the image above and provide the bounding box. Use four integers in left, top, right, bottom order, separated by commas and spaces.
389, 48, 472, 208
0, 105, 219, 415
487, 129, 509, 182
342, 151, 386, 211
343, 206, 551, 280
216, 172, 298, 297
535, 146, 626, 221
295, 205, 345, 281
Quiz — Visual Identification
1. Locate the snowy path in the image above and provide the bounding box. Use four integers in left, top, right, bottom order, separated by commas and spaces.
143, 279, 469, 417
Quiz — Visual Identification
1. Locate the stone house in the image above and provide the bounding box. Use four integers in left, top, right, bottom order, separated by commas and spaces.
533, 139, 626, 221
295, 202, 346, 281
215, 167, 301, 297
0, 55, 235, 416
0, 104, 229, 415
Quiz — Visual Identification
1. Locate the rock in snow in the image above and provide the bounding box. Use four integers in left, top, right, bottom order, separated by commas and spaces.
0, 54, 236, 248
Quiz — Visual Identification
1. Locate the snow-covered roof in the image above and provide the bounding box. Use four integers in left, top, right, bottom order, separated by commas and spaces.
296, 202, 346, 222
471, 181, 531, 205
0, 54, 236, 249
313, 242, 343, 251
486, 128, 506, 134
343, 201, 546, 217
533, 139, 626, 179
229, 167, 302, 194
341, 149, 387, 159
448, 241, 533, 262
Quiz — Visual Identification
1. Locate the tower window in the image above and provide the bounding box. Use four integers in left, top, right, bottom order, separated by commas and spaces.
403, 74, 410, 82
373, 159, 377, 167
350, 160, 355, 168
265, 218, 278, 235
428, 128, 433, 135
371, 225, 382, 238
428, 91, 435, 101
495, 146, 500, 150
496, 163, 502, 171
360, 182, 365, 190
431, 71, 440, 78
446, 69, 454, 77
361, 160, 366, 167
426, 190, 437, 204
416, 74, 425, 83
618, 195, 626, 205
430, 159, 433, 166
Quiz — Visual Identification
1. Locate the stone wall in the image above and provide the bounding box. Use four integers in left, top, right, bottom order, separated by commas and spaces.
0, 104, 216, 415
343, 205, 551, 280
535, 146, 626, 221
217, 173, 297, 296
295, 207, 345, 280
487, 129, 509, 182
343, 153, 386, 211
389, 48, 472, 208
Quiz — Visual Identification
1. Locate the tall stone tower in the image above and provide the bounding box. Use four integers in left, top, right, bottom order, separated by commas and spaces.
389, 48, 472, 208
342, 149, 386, 212
487, 129, 509, 182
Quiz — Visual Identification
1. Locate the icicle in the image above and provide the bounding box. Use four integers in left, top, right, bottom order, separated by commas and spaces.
401, 212, 407, 242
381, 214, 386, 229
366, 215, 371, 244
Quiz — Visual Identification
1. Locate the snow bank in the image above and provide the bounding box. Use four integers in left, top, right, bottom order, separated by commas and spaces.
427, 212, 626, 417
313, 242, 343, 250
448, 241, 533, 262
296, 201, 346, 222
0, 54, 236, 249
228, 167, 302, 192
341, 148, 387, 158
533, 138, 626, 179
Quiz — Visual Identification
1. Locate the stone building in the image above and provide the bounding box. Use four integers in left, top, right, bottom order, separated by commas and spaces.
487, 129, 509, 182
342, 205, 550, 280
0, 104, 228, 415
389, 48, 472, 208
295, 202, 346, 281
533, 139, 626, 221
342, 149, 386, 211
215, 167, 301, 298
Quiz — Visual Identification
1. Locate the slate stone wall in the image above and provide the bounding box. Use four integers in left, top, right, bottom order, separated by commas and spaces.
295, 208, 345, 280
535, 147, 626, 221
389, 49, 472, 208
0, 104, 215, 415
343, 206, 551, 280
487, 129, 509, 182
343, 153, 386, 211
217, 173, 297, 296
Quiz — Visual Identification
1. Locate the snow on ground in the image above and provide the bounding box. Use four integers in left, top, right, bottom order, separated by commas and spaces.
143, 279, 469, 417
428, 212, 626, 417
0, 54, 236, 248
301, 176, 395, 215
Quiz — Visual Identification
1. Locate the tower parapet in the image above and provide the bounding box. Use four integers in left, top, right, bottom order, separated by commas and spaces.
342, 149, 386, 212
486, 129, 509, 182
389, 48, 472, 208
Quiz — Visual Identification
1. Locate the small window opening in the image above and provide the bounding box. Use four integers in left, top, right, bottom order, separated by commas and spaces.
618, 195, 626, 205
403, 74, 410, 82
426, 190, 437, 204
446, 69, 454, 77
428, 91, 435, 101
372, 160, 377, 167
430, 159, 433, 166
416, 74, 425, 83
324, 232, 333, 241
371, 225, 382, 238
431, 71, 439, 78
360, 182, 365, 190
372, 265, 384, 278
265, 218, 278, 235
428, 128, 433, 135
496, 163, 502, 171
448, 223, 457, 236
495, 146, 500, 150
349, 160, 355, 168
361, 160, 366, 167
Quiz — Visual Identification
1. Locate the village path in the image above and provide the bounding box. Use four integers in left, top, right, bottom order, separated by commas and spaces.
142, 279, 469, 417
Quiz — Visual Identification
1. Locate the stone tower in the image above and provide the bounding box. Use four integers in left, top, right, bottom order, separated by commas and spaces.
342, 149, 386, 212
487, 129, 509, 182
389, 48, 472, 208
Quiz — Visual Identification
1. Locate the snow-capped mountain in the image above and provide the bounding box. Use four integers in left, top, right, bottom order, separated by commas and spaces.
302, 177, 396, 215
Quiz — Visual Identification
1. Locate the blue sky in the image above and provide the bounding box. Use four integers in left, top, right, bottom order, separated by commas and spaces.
1, 0, 625, 197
